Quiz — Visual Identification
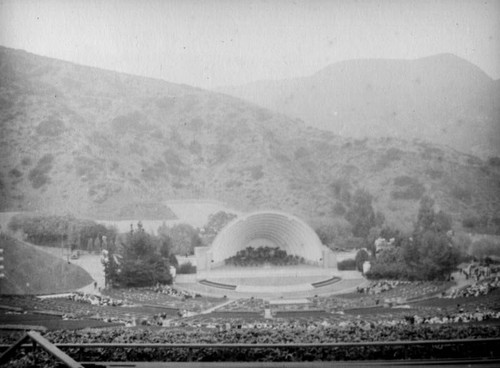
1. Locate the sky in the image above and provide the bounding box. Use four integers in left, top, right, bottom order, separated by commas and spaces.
0, 0, 499, 89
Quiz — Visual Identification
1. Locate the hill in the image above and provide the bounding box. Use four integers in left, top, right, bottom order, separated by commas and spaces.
218, 54, 500, 159
0, 47, 499, 233
0, 234, 93, 294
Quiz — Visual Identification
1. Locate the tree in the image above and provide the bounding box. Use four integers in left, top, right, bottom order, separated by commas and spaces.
345, 189, 377, 238
102, 250, 119, 288
367, 247, 410, 279
355, 249, 370, 272
415, 196, 452, 234
158, 223, 202, 255
201, 211, 237, 245
203, 211, 237, 235
402, 197, 461, 280
159, 234, 179, 268
113, 223, 172, 287
402, 231, 460, 280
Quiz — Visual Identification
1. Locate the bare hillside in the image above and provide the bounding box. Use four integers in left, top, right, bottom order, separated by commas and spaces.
0, 47, 499, 232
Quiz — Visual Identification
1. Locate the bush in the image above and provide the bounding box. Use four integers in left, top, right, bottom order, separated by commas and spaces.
375, 148, 402, 169
487, 156, 500, 166
355, 249, 370, 272
470, 237, 500, 259
8, 214, 116, 249
425, 169, 444, 179
28, 154, 54, 189
336, 237, 366, 250
178, 262, 197, 274
450, 185, 472, 203
366, 248, 411, 280
337, 258, 356, 271
158, 223, 202, 255
111, 111, 146, 135
390, 176, 426, 200
36, 118, 65, 137
332, 202, 346, 216
8, 168, 23, 178
250, 165, 264, 180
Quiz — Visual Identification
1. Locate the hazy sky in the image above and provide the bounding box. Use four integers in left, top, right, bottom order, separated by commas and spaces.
1, 0, 499, 89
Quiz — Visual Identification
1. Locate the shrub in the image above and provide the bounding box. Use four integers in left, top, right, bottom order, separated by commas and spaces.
330, 179, 351, 203
8, 168, 22, 178
470, 237, 500, 259
375, 148, 402, 169
425, 169, 444, 179
111, 111, 146, 135
391, 176, 425, 200
487, 156, 500, 166
337, 258, 356, 271
332, 202, 346, 216
36, 118, 65, 137
225, 180, 242, 188
355, 249, 370, 272
294, 147, 309, 160
178, 262, 197, 274
248, 165, 264, 180
450, 185, 472, 203
158, 223, 202, 255
213, 143, 233, 164
366, 248, 411, 280
337, 237, 366, 250
28, 154, 54, 189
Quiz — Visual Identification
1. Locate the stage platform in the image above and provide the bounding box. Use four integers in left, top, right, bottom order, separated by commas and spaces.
175, 266, 366, 299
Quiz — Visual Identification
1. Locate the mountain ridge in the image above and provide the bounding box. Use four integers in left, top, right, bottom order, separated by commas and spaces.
217, 54, 500, 158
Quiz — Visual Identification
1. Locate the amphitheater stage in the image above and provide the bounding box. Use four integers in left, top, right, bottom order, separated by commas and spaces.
175, 266, 366, 299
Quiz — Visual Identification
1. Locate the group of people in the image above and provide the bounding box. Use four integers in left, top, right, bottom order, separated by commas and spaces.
461, 263, 496, 281
67, 292, 129, 307
356, 280, 412, 295
150, 283, 196, 299
447, 277, 500, 298
405, 308, 500, 325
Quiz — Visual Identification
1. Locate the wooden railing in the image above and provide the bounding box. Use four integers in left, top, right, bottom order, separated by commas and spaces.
0, 330, 83, 367
0, 332, 499, 367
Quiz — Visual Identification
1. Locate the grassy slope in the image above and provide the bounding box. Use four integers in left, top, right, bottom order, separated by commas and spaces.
0, 234, 93, 295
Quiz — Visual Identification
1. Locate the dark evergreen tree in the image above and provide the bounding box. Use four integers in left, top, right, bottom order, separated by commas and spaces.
402, 197, 460, 280
114, 223, 172, 287
345, 189, 377, 238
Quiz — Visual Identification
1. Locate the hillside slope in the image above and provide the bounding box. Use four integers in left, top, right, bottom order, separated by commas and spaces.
0, 47, 499, 232
0, 234, 93, 295
218, 54, 500, 158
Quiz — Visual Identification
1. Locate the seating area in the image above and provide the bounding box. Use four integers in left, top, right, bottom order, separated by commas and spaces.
1, 276, 500, 365
103, 287, 225, 312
